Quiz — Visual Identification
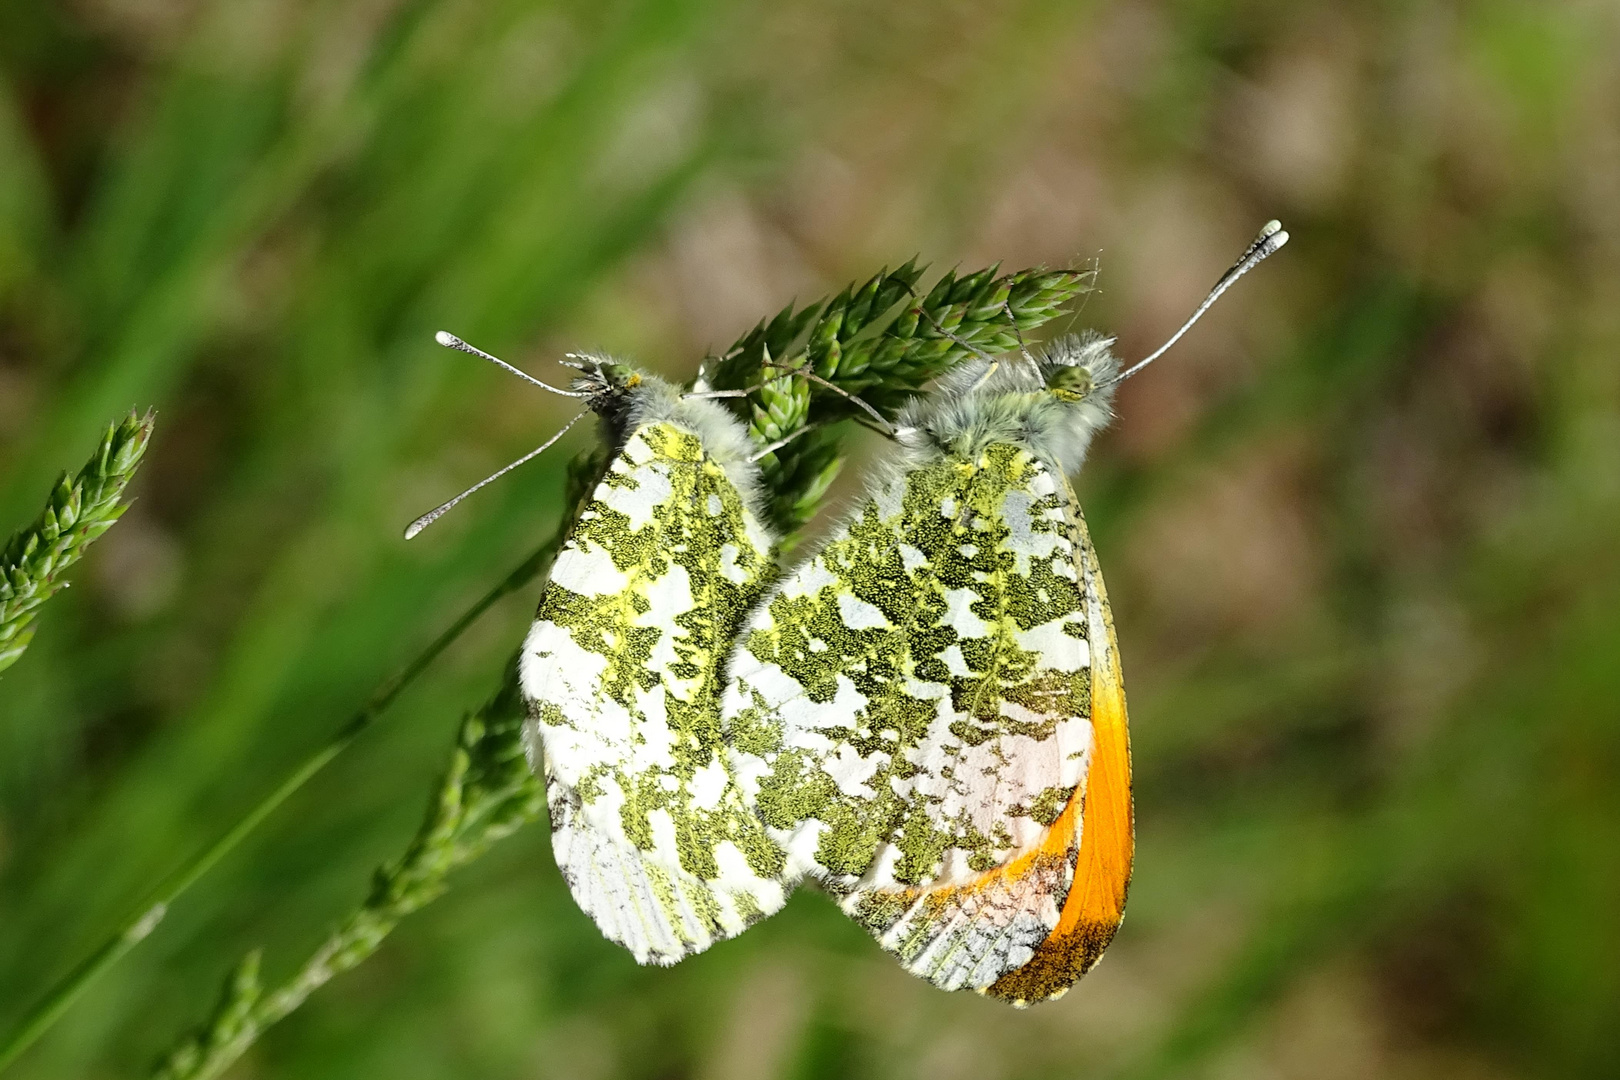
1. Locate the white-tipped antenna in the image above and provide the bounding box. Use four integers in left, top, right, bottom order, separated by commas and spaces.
405, 330, 594, 539
404, 409, 588, 539
435, 331, 589, 398
1104, 220, 1289, 388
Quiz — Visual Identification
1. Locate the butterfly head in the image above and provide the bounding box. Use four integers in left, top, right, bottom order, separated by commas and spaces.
559, 353, 769, 520
560, 353, 644, 412
1017, 331, 1121, 472
897, 331, 1120, 476
1035, 332, 1120, 407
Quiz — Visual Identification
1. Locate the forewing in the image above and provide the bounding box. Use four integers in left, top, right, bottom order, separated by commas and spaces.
522, 420, 788, 965
724, 444, 1093, 990
985, 502, 1133, 1004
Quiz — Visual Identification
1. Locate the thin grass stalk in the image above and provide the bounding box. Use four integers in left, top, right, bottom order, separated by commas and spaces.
152, 663, 540, 1080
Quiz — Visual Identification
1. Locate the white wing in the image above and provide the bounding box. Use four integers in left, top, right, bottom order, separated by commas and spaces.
722, 445, 1094, 989
523, 419, 789, 964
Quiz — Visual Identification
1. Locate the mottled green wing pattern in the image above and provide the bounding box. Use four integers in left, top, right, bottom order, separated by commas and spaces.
521, 420, 789, 965
723, 444, 1095, 990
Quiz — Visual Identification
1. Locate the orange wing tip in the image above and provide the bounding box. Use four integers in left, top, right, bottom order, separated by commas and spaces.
981, 917, 1123, 1005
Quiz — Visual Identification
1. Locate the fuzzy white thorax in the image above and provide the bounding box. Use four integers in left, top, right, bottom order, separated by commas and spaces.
892, 332, 1120, 477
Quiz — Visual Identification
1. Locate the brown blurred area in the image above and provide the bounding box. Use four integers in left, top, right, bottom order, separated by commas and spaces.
2, 2, 1617, 1078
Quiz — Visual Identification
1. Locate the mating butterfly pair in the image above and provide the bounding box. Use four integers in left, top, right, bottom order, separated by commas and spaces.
410, 222, 1287, 1005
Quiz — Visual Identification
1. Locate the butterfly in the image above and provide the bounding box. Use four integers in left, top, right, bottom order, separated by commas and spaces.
720, 222, 1288, 1004
407, 340, 793, 965
406, 221, 1287, 987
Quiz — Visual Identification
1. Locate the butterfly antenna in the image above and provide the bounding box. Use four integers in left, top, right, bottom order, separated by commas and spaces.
1104, 220, 1289, 388
436, 331, 589, 398
749, 422, 824, 462
760, 356, 894, 434
1001, 300, 1048, 380
903, 289, 1010, 386
683, 375, 779, 400
404, 409, 589, 539
683, 387, 752, 399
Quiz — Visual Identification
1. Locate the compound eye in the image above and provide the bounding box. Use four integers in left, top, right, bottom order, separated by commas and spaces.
1044, 364, 1093, 400
599, 363, 639, 388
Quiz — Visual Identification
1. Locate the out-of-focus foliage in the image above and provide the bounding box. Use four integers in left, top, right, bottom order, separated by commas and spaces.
1, 1, 1616, 1078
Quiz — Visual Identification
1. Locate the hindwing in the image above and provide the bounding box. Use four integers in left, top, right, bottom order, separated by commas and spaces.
724, 443, 1112, 991
522, 420, 788, 964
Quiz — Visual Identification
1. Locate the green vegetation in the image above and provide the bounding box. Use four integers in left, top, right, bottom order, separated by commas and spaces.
2, 412, 152, 675
2, 2, 1617, 1079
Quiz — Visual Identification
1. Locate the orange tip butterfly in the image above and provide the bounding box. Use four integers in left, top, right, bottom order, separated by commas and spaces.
720, 221, 1288, 1003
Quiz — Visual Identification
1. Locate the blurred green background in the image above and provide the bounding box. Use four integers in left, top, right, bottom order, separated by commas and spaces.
3, 0, 1619, 1077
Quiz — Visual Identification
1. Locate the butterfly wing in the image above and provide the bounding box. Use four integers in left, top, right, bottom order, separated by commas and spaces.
522, 420, 789, 965
725, 443, 1105, 991
985, 501, 1132, 1004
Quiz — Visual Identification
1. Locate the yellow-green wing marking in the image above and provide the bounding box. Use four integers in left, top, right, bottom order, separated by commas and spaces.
522, 419, 789, 964
723, 444, 1093, 990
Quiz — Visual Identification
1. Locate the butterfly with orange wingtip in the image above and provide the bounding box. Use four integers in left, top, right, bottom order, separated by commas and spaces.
721, 222, 1288, 1004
